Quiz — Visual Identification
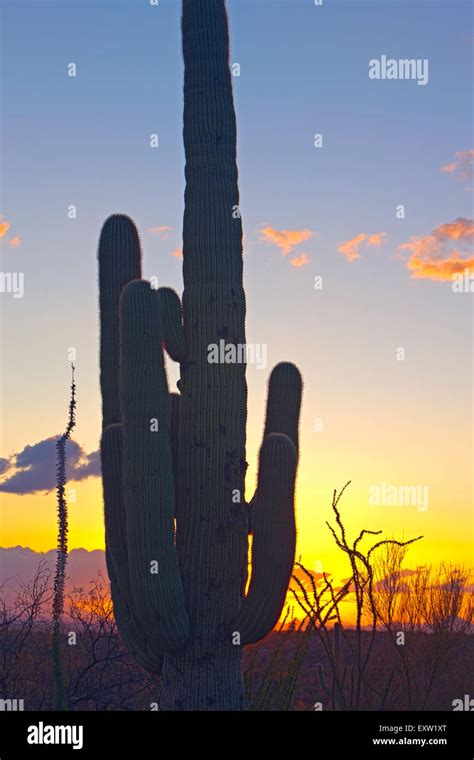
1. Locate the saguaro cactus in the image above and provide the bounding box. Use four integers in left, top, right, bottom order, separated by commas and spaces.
98, 0, 302, 710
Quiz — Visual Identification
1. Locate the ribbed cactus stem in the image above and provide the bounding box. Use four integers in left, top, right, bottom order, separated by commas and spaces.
120, 281, 190, 651
99, 215, 142, 429
158, 0, 249, 709
182, 0, 243, 285
157, 288, 186, 362
101, 424, 163, 673
236, 432, 297, 645
263, 362, 302, 454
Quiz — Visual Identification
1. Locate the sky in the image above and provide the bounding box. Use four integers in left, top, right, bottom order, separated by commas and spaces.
0, 0, 472, 596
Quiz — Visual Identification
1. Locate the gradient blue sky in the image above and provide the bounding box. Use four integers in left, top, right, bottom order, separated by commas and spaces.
0, 0, 472, 574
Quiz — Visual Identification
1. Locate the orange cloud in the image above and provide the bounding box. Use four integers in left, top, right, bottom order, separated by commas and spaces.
9, 236, 21, 248
441, 149, 473, 186
171, 247, 183, 259
0, 221, 11, 239
148, 225, 173, 236
434, 218, 473, 241
290, 253, 310, 268
367, 232, 387, 246
399, 217, 474, 281
338, 233, 366, 262
259, 226, 313, 255
406, 253, 474, 280
337, 231, 387, 262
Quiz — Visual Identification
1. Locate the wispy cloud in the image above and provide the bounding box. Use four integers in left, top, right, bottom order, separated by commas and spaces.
9, 236, 21, 248
435, 218, 474, 241
337, 231, 387, 262
0, 437, 101, 495
366, 232, 386, 246
338, 233, 366, 262
147, 225, 173, 237
259, 225, 313, 256
399, 217, 474, 280
290, 253, 310, 268
441, 149, 473, 187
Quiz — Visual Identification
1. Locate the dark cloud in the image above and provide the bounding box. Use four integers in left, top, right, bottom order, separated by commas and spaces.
0, 437, 101, 495
74, 449, 101, 479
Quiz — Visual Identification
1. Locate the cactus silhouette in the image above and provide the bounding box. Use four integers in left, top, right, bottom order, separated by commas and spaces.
98, 0, 302, 710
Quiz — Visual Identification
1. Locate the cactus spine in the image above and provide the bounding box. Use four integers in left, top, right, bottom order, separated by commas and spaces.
98, 0, 302, 710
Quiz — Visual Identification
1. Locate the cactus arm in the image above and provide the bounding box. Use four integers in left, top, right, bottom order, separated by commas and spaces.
101, 424, 163, 673
247, 362, 302, 534
120, 280, 190, 652
237, 362, 302, 644
109, 572, 163, 674
261, 362, 302, 454
236, 432, 297, 645
157, 287, 187, 363
99, 213, 161, 661
99, 215, 142, 430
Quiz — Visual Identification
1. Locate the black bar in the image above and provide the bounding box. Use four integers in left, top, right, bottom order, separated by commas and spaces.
0, 711, 472, 758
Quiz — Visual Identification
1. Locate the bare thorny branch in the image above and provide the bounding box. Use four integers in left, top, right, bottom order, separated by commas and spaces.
292, 482, 471, 710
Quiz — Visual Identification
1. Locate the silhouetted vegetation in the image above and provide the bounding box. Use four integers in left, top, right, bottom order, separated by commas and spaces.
1, 484, 471, 711
52, 362, 76, 710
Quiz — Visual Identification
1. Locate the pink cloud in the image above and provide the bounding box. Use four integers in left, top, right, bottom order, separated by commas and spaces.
148, 225, 173, 236
399, 217, 474, 281
367, 232, 387, 247
259, 225, 313, 256
290, 253, 310, 268
9, 236, 21, 248
337, 231, 387, 262
441, 149, 473, 188
434, 218, 474, 241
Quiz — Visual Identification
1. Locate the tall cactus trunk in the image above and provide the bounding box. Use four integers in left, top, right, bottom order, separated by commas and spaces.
159, 0, 248, 710
98, 0, 302, 712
